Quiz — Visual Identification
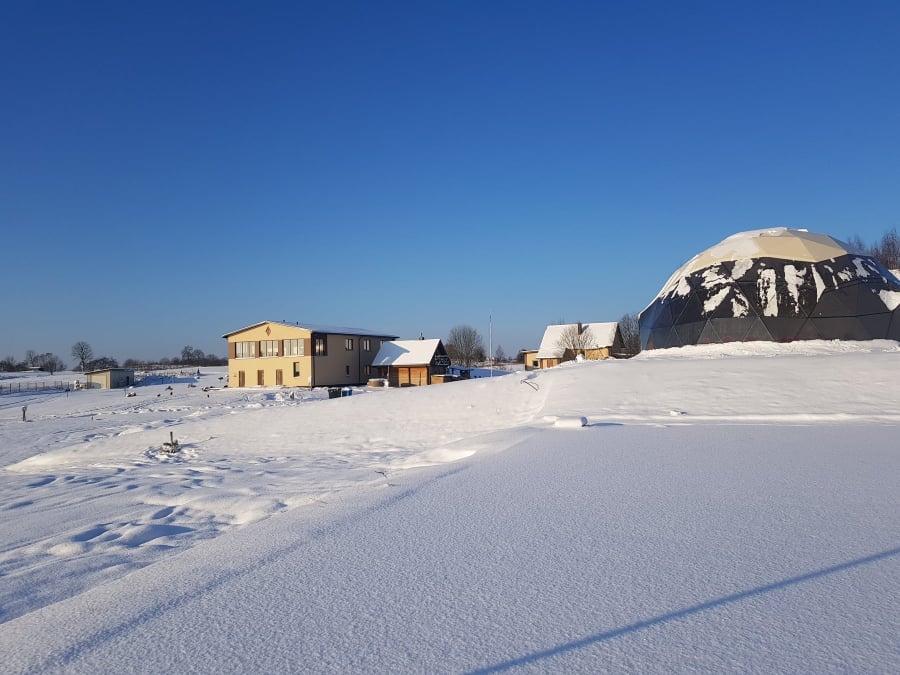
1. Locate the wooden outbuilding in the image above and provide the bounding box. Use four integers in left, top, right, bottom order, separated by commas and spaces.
85, 368, 135, 389
371, 338, 451, 386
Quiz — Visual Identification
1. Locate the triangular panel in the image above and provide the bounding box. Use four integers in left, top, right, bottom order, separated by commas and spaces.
857, 285, 890, 316
808, 317, 868, 341
674, 292, 705, 324
741, 317, 774, 342
672, 321, 704, 346
709, 318, 752, 342
857, 312, 891, 339
697, 321, 721, 344
762, 317, 807, 342
813, 284, 861, 318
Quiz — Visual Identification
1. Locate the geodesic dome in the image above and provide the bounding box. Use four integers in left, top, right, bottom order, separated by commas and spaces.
639, 228, 900, 350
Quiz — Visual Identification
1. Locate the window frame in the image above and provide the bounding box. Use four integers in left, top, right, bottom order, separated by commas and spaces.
235, 341, 257, 359
260, 340, 278, 358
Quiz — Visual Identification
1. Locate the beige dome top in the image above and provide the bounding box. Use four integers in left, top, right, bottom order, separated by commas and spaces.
657, 227, 855, 291
678, 228, 853, 275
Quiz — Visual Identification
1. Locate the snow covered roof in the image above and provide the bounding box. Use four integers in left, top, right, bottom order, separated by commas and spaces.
222, 320, 397, 339
670, 228, 855, 281
536, 322, 619, 359
372, 339, 444, 367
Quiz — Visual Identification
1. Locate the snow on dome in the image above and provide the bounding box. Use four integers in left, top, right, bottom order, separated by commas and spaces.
668, 228, 855, 284
640, 228, 900, 350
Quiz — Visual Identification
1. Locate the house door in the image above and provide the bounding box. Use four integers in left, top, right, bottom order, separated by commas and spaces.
276, 369, 283, 386
238, 371, 245, 387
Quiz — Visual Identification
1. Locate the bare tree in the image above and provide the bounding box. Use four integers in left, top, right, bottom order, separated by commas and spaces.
0, 355, 17, 371
72, 341, 94, 372
87, 356, 119, 370
181, 346, 206, 365
845, 234, 870, 256
446, 325, 486, 367
25, 350, 37, 368
555, 324, 595, 357
34, 353, 66, 374
618, 313, 641, 357
494, 345, 507, 364
873, 227, 900, 271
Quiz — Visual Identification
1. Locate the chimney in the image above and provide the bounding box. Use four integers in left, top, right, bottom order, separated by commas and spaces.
577, 322, 583, 334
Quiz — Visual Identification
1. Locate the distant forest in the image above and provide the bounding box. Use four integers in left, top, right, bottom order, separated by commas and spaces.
0, 344, 226, 374
847, 227, 900, 271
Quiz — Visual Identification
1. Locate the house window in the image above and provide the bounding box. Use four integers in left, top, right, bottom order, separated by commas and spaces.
345, 365, 350, 375
261, 340, 278, 357
293, 362, 300, 377
345, 338, 354, 351
284, 339, 304, 356
361, 338, 371, 351
314, 337, 327, 356
364, 365, 372, 376
235, 341, 257, 358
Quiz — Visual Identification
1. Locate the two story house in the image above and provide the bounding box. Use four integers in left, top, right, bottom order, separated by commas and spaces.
222, 320, 397, 388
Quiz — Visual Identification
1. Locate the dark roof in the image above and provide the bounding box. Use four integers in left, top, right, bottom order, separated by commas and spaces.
222, 320, 398, 339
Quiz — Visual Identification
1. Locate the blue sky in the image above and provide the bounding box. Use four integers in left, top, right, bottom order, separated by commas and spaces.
2, 1, 899, 364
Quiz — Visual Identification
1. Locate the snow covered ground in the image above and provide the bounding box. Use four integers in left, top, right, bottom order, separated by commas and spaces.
1, 342, 898, 673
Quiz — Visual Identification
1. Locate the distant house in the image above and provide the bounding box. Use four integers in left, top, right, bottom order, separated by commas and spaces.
371, 338, 451, 386
222, 320, 397, 388
519, 349, 539, 370
85, 368, 135, 389
535, 322, 624, 369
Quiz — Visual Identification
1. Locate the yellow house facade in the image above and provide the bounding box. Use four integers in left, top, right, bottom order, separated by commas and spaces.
223, 321, 397, 388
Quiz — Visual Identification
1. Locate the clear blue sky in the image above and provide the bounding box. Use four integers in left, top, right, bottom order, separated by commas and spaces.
2, 1, 899, 364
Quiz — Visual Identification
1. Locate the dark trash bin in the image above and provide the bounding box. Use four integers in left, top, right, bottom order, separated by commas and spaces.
327, 387, 341, 399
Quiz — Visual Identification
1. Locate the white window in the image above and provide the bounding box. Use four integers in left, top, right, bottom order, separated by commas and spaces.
284, 339, 304, 356
235, 341, 257, 359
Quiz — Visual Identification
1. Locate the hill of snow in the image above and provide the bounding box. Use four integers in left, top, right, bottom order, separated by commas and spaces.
1, 342, 898, 672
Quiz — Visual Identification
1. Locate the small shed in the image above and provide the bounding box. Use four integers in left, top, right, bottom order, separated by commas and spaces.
85, 368, 135, 389
371, 339, 451, 386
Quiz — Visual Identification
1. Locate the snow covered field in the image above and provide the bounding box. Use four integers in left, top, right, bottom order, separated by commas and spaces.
1, 342, 898, 673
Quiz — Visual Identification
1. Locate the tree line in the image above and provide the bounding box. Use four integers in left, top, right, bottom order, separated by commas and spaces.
0, 342, 226, 374
846, 227, 900, 271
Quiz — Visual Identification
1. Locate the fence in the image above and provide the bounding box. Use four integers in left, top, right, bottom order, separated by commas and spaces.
0, 380, 92, 395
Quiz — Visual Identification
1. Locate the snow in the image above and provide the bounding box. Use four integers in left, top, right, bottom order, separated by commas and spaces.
1, 342, 899, 673
371, 338, 442, 366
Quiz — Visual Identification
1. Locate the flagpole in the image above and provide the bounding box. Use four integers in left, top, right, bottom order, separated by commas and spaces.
489, 313, 493, 378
